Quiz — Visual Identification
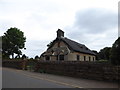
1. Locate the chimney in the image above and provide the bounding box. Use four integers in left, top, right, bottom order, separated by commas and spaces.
57, 29, 64, 38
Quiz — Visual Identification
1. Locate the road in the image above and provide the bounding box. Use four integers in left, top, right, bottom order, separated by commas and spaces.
2, 67, 119, 88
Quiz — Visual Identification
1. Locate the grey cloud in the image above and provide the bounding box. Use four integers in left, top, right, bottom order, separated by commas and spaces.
65, 8, 118, 51
74, 8, 117, 34
66, 8, 118, 40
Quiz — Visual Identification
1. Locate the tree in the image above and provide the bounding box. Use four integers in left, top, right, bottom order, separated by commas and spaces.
98, 47, 111, 60
35, 55, 39, 60
110, 37, 120, 65
2, 27, 26, 59
47, 41, 53, 48
2, 35, 13, 58
30, 58, 33, 60
22, 54, 27, 60
92, 50, 99, 60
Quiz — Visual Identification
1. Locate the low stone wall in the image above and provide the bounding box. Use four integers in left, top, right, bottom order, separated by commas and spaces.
34, 61, 120, 82
2, 60, 120, 82
2, 60, 23, 69
2, 60, 37, 70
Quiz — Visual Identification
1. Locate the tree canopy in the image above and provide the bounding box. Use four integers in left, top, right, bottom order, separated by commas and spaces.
110, 37, 120, 65
92, 50, 99, 60
22, 54, 27, 60
98, 47, 111, 60
2, 27, 26, 59
35, 55, 39, 60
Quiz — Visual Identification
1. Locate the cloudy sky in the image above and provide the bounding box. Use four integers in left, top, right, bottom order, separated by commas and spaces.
0, 0, 119, 58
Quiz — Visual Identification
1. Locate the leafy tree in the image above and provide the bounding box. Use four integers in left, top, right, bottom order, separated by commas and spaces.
98, 47, 111, 60
92, 50, 99, 60
2, 27, 26, 59
110, 37, 120, 65
47, 41, 53, 48
22, 54, 27, 60
2, 35, 12, 58
35, 55, 39, 60
29, 58, 33, 60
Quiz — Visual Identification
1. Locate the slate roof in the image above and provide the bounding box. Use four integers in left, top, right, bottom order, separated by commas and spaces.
62, 38, 95, 55
48, 37, 96, 55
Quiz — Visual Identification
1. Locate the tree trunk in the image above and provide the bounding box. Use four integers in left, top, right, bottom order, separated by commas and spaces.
12, 53, 14, 59
18, 54, 20, 58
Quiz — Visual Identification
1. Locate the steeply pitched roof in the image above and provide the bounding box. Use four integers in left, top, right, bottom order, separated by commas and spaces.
61, 38, 95, 55
48, 37, 96, 55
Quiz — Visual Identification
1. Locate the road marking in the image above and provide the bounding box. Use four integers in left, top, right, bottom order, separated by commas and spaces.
3, 68, 83, 88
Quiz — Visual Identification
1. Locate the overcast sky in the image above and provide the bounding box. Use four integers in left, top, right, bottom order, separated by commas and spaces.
0, 0, 119, 58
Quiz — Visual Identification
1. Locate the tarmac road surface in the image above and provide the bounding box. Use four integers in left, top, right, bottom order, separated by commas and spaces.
2, 67, 119, 88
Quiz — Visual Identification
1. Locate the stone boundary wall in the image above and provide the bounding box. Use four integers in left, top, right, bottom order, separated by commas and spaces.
2, 60, 120, 82
2, 60, 37, 70
2, 60, 23, 69
34, 61, 120, 82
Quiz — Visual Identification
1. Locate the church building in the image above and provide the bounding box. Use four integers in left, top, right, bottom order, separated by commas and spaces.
40, 29, 96, 61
